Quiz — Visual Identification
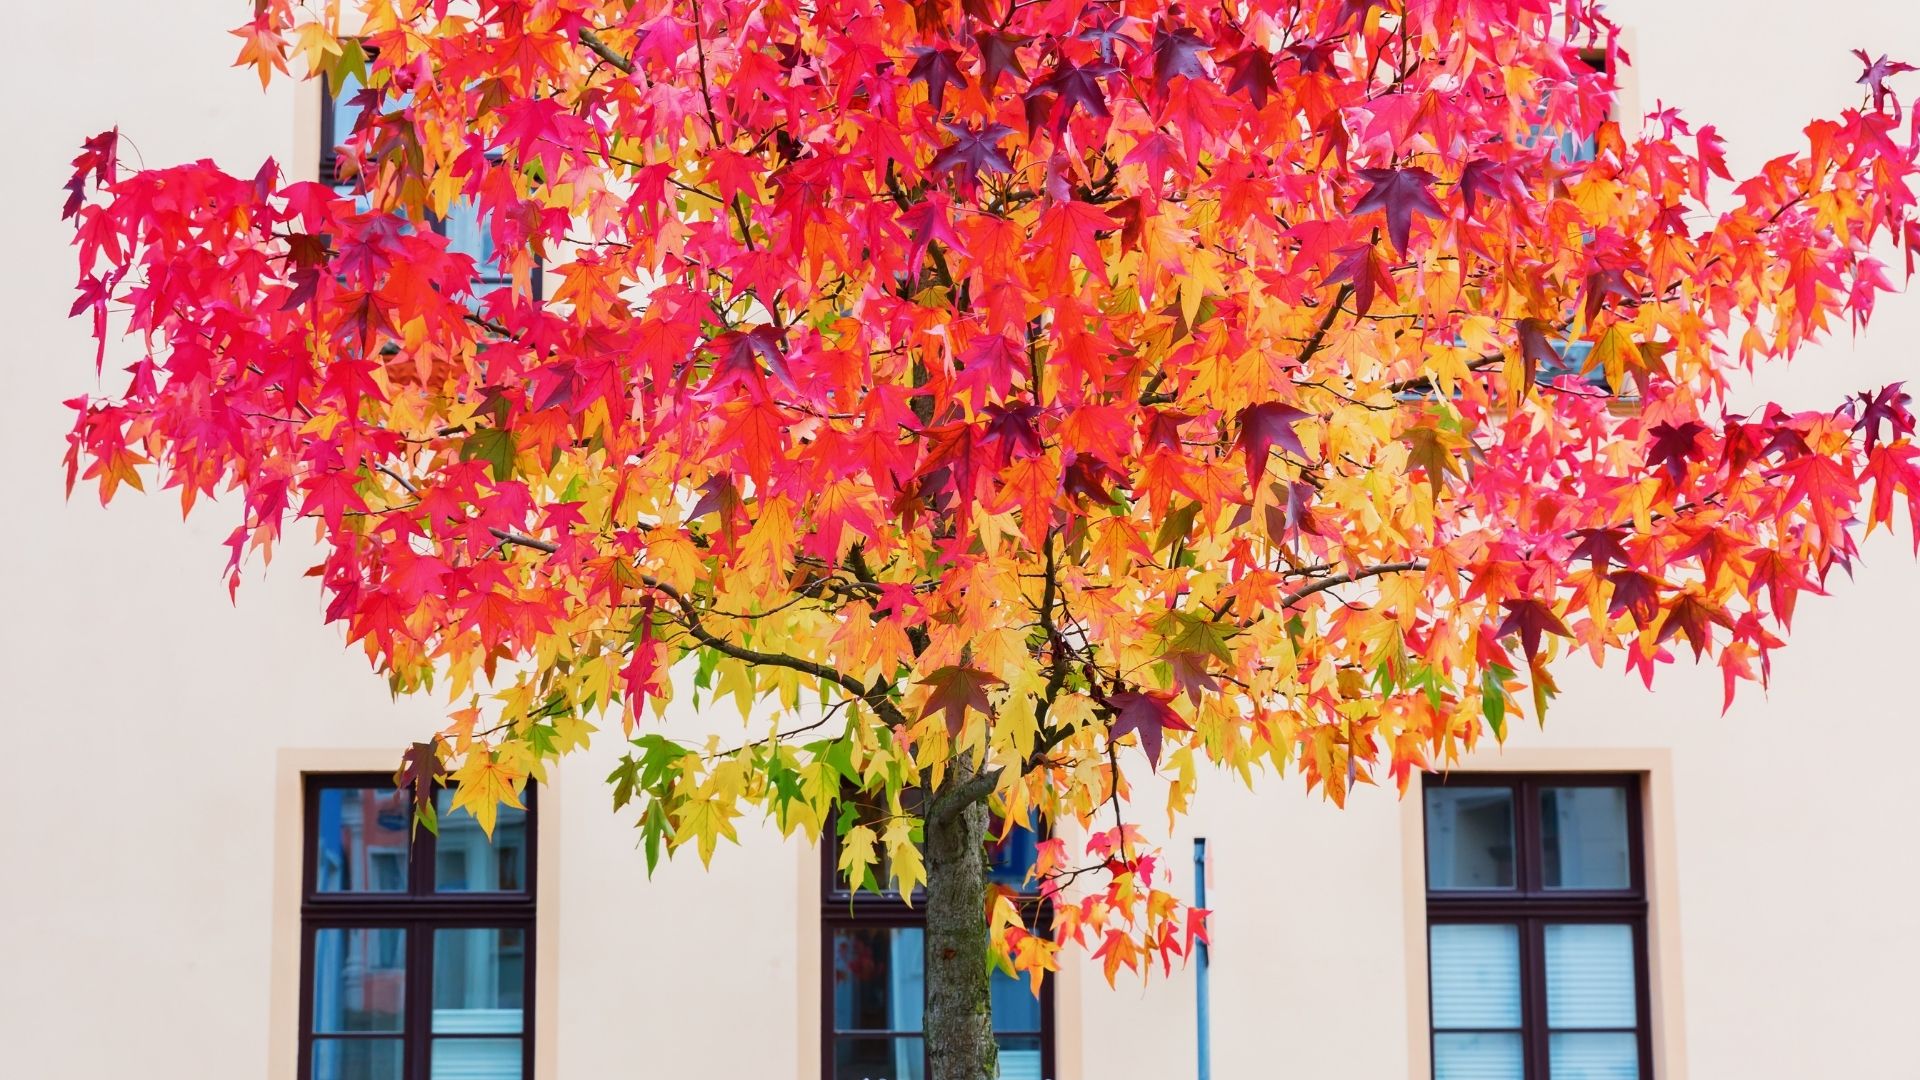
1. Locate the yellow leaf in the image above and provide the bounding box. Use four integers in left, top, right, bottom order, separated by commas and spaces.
883, 816, 926, 900
837, 823, 878, 889
449, 749, 526, 837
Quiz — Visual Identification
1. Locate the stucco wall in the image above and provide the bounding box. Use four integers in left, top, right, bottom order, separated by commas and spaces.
2, 2, 1915, 1078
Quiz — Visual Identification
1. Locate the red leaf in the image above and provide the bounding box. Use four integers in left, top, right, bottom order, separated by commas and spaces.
1105, 689, 1190, 768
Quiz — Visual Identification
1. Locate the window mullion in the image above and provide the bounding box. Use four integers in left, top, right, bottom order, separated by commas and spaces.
409, 916, 431, 1080
1525, 916, 1549, 1080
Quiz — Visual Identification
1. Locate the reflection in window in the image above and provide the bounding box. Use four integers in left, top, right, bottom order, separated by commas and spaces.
313, 927, 407, 1033
1541, 786, 1631, 890
435, 789, 528, 892
1425, 786, 1516, 890
315, 787, 411, 893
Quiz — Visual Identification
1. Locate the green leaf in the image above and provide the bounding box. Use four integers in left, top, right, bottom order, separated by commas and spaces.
460, 427, 518, 481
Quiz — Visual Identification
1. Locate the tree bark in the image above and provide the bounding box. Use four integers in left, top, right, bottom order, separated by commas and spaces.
924, 757, 997, 1080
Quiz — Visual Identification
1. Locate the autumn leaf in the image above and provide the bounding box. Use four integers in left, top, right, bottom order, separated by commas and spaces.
1351, 167, 1444, 255
1104, 690, 1191, 768
918, 665, 1002, 736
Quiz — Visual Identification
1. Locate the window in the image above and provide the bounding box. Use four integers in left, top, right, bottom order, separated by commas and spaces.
321, 65, 536, 300
301, 775, 535, 1080
1423, 773, 1651, 1080
822, 813, 1053, 1080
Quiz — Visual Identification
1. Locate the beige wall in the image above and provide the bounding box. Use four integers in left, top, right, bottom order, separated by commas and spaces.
3, 2, 1916, 1078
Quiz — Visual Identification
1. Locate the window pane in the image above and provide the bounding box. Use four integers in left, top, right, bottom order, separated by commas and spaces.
443, 204, 503, 280
987, 821, 1039, 889
315, 787, 410, 893
1429, 924, 1521, 1029
1433, 1032, 1524, 1080
997, 1035, 1043, 1080
1425, 787, 1515, 890
833, 1036, 924, 1080
433, 928, 525, 1033
831, 927, 924, 1032
311, 1037, 403, 1080
1540, 786, 1631, 890
1545, 923, 1637, 1029
989, 968, 1041, 1032
435, 789, 528, 892
430, 1038, 522, 1080
312, 928, 406, 1033
1549, 1031, 1640, 1079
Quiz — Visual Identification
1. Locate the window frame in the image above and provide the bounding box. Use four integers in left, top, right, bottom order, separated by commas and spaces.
298, 772, 537, 1080
1422, 771, 1653, 1080
819, 818, 1056, 1080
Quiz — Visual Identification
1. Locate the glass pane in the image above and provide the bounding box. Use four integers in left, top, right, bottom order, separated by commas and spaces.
1425, 787, 1515, 890
435, 789, 528, 892
996, 1036, 1043, 1080
1429, 924, 1521, 1029
987, 821, 1040, 889
1546, 923, 1637, 1029
989, 968, 1041, 1032
312, 928, 406, 1033
1433, 1032, 1524, 1080
831, 927, 924, 1032
1549, 1032, 1640, 1079
1541, 787, 1631, 890
311, 1037, 403, 1080
433, 928, 525, 1033
430, 1037, 522, 1080
443, 203, 503, 279
833, 1036, 925, 1080
314, 787, 410, 893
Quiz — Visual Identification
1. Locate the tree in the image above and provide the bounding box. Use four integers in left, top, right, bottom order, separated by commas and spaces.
61, 0, 1920, 1075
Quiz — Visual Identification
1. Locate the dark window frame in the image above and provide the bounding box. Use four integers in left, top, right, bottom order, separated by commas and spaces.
299, 773, 537, 1080
819, 814, 1056, 1080
1422, 771, 1653, 1080
319, 61, 542, 299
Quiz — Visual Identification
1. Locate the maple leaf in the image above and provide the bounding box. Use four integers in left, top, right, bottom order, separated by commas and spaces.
1606, 571, 1663, 627
1221, 48, 1277, 109
917, 665, 1002, 736
928, 122, 1015, 188
1570, 528, 1631, 573
907, 48, 969, 112
1645, 421, 1707, 485
394, 740, 447, 828
974, 30, 1029, 93
1151, 28, 1210, 87
1852, 382, 1914, 452
1025, 60, 1114, 130
1030, 200, 1118, 286
1235, 402, 1313, 487
1657, 592, 1731, 659
1457, 158, 1510, 219
1853, 50, 1917, 113
1497, 599, 1571, 662
1103, 689, 1191, 768
1325, 242, 1398, 316
1351, 167, 1444, 255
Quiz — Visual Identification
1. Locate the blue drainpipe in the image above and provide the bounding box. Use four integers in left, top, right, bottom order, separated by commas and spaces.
1194, 838, 1212, 1080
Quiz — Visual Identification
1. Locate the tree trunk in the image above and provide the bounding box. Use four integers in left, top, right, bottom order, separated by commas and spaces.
924, 758, 997, 1080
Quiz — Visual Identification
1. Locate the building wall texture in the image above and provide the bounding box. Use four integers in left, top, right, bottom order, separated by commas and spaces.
3, 2, 1916, 1078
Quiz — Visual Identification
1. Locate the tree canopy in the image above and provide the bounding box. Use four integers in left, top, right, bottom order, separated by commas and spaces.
63, 0, 1920, 994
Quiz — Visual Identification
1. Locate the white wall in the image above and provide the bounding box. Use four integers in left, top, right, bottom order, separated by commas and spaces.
2, 2, 1916, 1079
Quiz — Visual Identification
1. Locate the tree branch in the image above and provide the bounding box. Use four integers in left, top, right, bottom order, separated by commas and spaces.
1279, 560, 1428, 608
578, 28, 634, 74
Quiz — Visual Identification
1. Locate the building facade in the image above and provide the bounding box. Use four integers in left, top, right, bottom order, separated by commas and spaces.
4, 2, 1917, 1078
